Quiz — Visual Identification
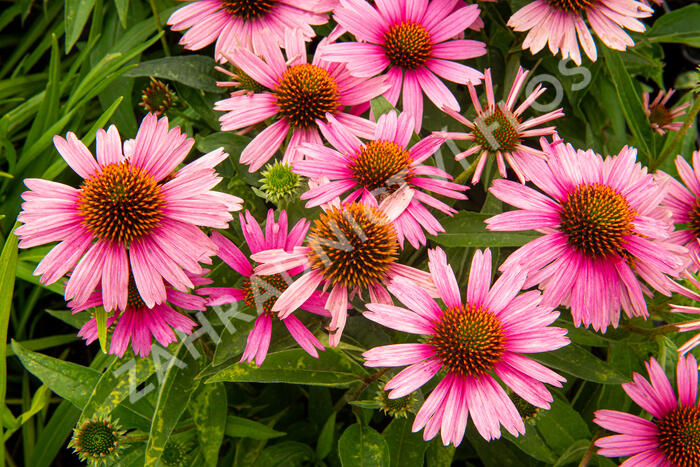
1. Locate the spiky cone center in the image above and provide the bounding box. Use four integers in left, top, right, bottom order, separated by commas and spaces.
689, 200, 700, 239
547, 0, 595, 13
306, 202, 399, 290
655, 406, 700, 467
648, 103, 675, 129
260, 162, 300, 202
429, 304, 506, 378
275, 64, 340, 128
472, 105, 521, 153
233, 66, 266, 93
140, 78, 173, 115
78, 161, 165, 247
376, 385, 413, 418
126, 274, 147, 310
161, 441, 188, 466
559, 183, 636, 259
242, 273, 290, 316
350, 140, 415, 195
71, 419, 120, 461
221, 0, 275, 19
383, 21, 433, 69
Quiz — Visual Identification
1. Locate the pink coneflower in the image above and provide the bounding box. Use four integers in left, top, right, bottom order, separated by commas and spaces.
486, 137, 686, 332
198, 209, 328, 365
322, 0, 485, 132
508, 0, 653, 65
15, 114, 243, 311
363, 247, 568, 445
71, 273, 206, 357
594, 354, 700, 467
294, 110, 468, 248
435, 67, 563, 184
250, 201, 437, 346
167, 0, 332, 59
661, 152, 700, 268
214, 36, 389, 172
643, 89, 691, 136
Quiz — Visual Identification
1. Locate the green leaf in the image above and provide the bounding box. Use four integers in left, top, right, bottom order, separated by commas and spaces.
430, 211, 539, 247
114, 0, 129, 28
207, 348, 369, 387
124, 56, 223, 93
79, 356, 154, 423
382, 418, 428, 467
553, 439, 590, 467
531, 343, 628, 384
0, 223, 18, 464
10, 340, 100, 409
191, 383, 227, 466
253, 441, 315, 467
646, 4, 700, 47
370, 96, 396, 118
316, 412, 336, 460
65, 0, 97, 53
535, 398, 591, 455
27, 400, 81, 467
338, 423, 390, 467
95, 307, 108, 354
504, 423, 557, 464
425, 438, 455, 467
3, 385, 51, 441
601, 46, 653, 164
144, 343, 201, 466
224, 415, 286, 440
6, 334, 78, 356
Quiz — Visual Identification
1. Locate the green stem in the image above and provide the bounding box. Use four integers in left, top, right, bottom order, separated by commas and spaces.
149, 0, 171, 57
650, 93, 700, 171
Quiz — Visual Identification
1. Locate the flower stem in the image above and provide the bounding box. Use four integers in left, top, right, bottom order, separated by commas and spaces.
149, 0, 171, 57
650, 93, 700, 171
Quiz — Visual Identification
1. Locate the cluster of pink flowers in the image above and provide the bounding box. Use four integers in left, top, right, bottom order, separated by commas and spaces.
16, 0, 700, 459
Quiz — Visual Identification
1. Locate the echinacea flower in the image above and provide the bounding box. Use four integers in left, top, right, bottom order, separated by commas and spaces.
250, 201, 437, 346
363, 247, 568, 445
68, 416, 125, 466
643, 89, 691, 136
661, 151, 700, 268
508, 0, 653, 65
594, 354, 700, 467
71, 272, 206, 357
198, 209, 328, 365
486, 137, 686, 332
322, 0, 485, 132
435, 67, 563, 184
294, 110, 468, 248
167, 0, 332, 59
15, 114, 243, 311
215, 36, 389, 171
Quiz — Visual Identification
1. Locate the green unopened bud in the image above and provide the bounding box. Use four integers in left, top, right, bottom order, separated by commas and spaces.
68, 416, 124, 465
258, 161, 302, 205
161, 440, 190, 466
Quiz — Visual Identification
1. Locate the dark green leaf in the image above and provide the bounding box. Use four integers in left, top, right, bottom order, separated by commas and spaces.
531, 343, 628, 384
316, 412, 336, 460
504, 422, 557, 463
370, 96, 396, 118
338, 423, 390, 467
430, 211, 539, 247
382, 418, 428, 467
124, 56, 223, 93
10, 340, 100, 409
535, 398, 590, 455
224, 415, 286, 440
253, 441, 315, 466
601, 46, 653, 164
65, 0, 97, 52
207, 349, 368, 387
191, 383, 227, 466
646, 4, 700, 47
